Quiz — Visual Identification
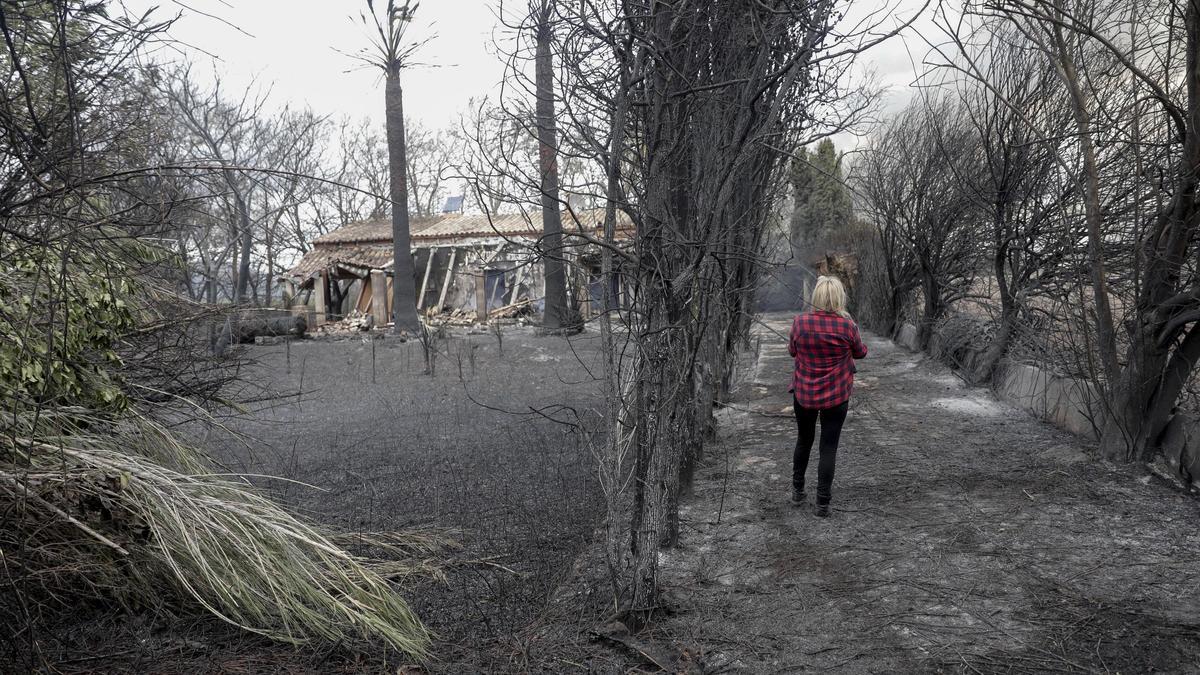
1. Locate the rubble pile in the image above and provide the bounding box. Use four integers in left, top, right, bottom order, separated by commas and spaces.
314, 310, 376, 336
489, 298, 534, 320
424, 298, 535, 327
298, 300, 539, 341
426, 308, 477, 327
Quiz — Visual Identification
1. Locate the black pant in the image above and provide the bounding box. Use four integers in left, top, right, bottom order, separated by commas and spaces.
793, 398, 849, 506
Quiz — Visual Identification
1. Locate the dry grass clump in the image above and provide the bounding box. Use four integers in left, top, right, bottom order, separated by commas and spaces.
1, 408, 439, 660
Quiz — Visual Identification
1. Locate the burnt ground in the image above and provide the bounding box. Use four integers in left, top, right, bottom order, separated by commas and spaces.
517, 312, 1200, 673
203, 328, 609, 671
24, 326, 608, 674
23, 313, 1200, 673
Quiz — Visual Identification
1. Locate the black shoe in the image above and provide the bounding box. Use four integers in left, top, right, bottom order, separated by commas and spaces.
790, 487, 807, 505
814, 504, 831, 518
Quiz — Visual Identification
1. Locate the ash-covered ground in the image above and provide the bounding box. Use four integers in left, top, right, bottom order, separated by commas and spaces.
36, 313, 1200, 674
209, 327, 609, 671
514, 313, 1200, 673
37, 326, 608, 674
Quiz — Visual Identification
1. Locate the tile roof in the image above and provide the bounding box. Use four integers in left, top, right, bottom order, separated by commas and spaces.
413, 208, 634, 242
311, 216, 442, 245
283, 244, 394, 281
413, 211, 542, 240
311, 208, 632, 246
286, 208, 634, 281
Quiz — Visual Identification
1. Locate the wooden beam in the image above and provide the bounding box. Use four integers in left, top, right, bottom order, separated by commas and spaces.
314, 270, 329, 326
511, 263, 528, 304
417, 247, 437, 310
481, 244, 505, 267
475, 269, 487, 322
355, 278, 374, 314
435, 248, 458, 311
369, 270, 389, 326
576, 269, 585, 319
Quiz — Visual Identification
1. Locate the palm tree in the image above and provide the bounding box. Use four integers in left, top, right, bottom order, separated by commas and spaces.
532, 0, 571, 329
359, 0, 423, 333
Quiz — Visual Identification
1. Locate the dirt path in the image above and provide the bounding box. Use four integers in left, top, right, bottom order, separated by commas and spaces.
649, 312, 1200, 673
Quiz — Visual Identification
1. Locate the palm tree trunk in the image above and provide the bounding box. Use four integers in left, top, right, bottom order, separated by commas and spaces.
535, 4, 570, 329
386, 67, 421, 333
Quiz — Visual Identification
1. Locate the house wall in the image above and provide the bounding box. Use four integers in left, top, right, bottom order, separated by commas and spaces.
417, 241, 546, 314
288, 236, 589, 320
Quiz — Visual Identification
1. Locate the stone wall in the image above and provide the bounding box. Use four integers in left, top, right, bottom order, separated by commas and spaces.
896, 323, 921, 351
992, 359, 1100, 439
1157, 414, 1200, 486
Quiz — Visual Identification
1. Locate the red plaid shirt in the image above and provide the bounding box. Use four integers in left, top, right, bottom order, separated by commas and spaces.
788, 311, 868, 409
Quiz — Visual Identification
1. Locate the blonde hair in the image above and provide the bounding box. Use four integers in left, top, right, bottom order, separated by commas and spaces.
810, 275, 849, 317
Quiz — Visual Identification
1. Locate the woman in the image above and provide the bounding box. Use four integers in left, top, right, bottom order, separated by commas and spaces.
787, 275, 868, 517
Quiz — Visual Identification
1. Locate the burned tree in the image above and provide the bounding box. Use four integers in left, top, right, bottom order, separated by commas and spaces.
856, 0, 1200, 467
358, 0, 424, 334
158, 66, 272, 304
956, 0, 1200, 460
943, 26, 1078, 382
532, 0, 574, 330
0, 1, 432, 663
856, 97, 981, 350
516, 0, 909, 628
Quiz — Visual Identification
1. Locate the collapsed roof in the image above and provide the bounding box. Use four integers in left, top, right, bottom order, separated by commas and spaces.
282, 207, 633, 284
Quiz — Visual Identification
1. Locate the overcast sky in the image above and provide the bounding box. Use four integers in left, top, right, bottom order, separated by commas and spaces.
119, 0, 939, 146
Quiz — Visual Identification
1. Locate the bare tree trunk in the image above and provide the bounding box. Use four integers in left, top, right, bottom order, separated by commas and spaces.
179, 238, 197, 300
1051, 5, 1120, 386
918, 267, 941, 350
600, 52, 630, 604
386, 67, 421, 333
628, 339, 658, 629
972, 240, 1017, 384
1099, 1, 1200, 460
265, 220, 276, 305
1141, 326, 1200, 452
236, 196, 252, 304
206, 268, 217, 304
535, 2, 571, 330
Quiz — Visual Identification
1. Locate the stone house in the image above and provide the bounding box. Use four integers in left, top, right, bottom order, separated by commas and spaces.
280, 208, 634, 326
